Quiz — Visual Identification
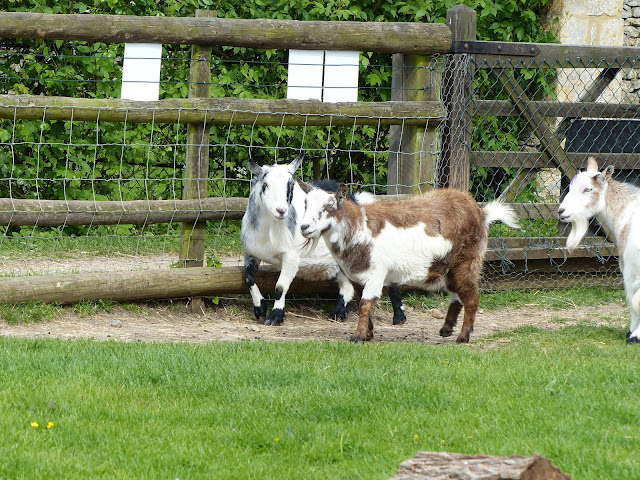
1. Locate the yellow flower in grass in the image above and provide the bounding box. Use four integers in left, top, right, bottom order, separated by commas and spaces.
30, 422, 39, 428
414, 434, 419, 441
47, 422, 54, 429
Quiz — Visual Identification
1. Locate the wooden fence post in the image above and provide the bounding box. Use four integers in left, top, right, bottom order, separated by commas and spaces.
387, 54, 440, 194
179, 9, 214, 312
440, 4, 476, 191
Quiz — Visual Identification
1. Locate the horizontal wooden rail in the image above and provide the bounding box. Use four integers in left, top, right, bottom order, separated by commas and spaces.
0, 94, 445, 127
0, 12, 452, 55
0, 265, 338, 304
0, 255, 621, 304
474, 100, 640, 119
472, 151, 640, 170
0, 197, 247, 226
1, 196, 567, 226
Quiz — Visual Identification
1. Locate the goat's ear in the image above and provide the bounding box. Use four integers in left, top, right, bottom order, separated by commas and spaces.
247, 158, 262, 176
604, 165, 614, 178
297, 178, 314, 194
586, 156, 599, 172
597, 165, 615, 185
335, 183, 347, 207
288, 151, 304, 174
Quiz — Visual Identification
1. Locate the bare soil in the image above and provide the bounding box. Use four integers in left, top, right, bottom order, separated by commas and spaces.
0, 298, 628, 345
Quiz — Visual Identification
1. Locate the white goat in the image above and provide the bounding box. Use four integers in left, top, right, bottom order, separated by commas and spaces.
558, 156, 640, 343
241, 152, 405, 326
299, 182, 520, 342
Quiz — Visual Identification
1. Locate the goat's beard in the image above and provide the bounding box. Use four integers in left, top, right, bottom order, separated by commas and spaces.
302, 235, 320, 254
565, 216, 589, 250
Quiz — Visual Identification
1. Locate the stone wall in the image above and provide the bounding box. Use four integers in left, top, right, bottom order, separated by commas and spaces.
623, 0, 640, 102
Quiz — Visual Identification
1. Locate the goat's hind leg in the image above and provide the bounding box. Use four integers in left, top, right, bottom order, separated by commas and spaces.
388, 285, 406, 325
329, 271, 355, 321
439, 294, 463, 338
244, 254, 267, 319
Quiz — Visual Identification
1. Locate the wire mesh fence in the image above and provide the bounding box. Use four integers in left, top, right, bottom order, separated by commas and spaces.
0, 27, 636, 294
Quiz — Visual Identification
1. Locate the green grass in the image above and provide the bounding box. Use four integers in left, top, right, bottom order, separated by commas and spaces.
0, 220, 244, 259
0, 326, 638, 479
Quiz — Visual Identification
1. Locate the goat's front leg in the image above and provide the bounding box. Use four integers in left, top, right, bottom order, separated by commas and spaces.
244, 254, 267, 319
351, 279, 383, 342
329, 271, 355, 321
264, 252, 300, 326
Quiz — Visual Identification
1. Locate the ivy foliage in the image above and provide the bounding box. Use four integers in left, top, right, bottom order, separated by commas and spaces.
0, 0, 554, 205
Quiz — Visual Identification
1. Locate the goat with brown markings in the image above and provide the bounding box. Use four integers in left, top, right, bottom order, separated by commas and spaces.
299, 183, 520, 343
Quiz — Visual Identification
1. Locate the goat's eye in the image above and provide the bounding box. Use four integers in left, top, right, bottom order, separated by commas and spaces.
262, 183, 268, 192
582, 187, 592, 194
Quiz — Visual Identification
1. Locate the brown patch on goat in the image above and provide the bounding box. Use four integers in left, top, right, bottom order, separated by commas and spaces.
331, 241, 372, 274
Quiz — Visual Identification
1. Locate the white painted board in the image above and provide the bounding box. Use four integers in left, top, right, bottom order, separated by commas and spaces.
322, 50, 359, 103
121, 43, 163, 101
286, 49, 324, 101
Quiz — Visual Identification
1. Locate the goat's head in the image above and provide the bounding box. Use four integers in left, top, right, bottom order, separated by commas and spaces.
558, 156, 613, 250
248, 152, 304, 220
299, 182, 345, 239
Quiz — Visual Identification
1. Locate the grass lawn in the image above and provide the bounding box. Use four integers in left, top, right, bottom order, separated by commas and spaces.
0, 322, 638, 479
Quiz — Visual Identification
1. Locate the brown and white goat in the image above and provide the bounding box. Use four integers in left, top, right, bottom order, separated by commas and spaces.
299, 183, 520, 343
558, 156, 640, 343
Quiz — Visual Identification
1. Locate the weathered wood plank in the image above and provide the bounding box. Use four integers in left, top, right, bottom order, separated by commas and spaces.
0, 94, 445, 126
391, 452, 571, 480
474, 100, 640, 119
471, 151, 640, 170
0, 196, 567, 226
0, 265, 339, 305
388, 54, 439, 194
180, 11, 213, 274
0, 12, 451, 54
0, 197, 248, 226
441, 5, 476, 191
494, 71, 578, 181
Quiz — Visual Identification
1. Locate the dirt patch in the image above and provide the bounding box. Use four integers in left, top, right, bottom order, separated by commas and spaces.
0, 298, 628, 344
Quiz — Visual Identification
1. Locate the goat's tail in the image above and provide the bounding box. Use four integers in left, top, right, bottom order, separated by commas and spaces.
482, 201, 520, 230
632, 289, 640, 315
352, 191, 376, 205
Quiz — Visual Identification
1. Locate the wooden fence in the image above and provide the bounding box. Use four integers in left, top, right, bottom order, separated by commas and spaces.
1, 5, 635, 303
0, 8, 449, 303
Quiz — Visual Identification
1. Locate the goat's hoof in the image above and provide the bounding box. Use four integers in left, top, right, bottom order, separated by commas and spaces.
264, 308, 284, 326
392, 312, 407, 325
329, 295, 349, 321
626, 330, 632, 339
254, 299, 267, 319
439, 326, 453, 337
626, 336, 640, 345
329, 308, 348, 322
349, 331, 373, 343
455, 335, 470, 344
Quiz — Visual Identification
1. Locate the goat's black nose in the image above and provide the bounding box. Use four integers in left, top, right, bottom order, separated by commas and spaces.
276, 207, 287, 216
558, 207, 565, 215
300, 224, 309, 232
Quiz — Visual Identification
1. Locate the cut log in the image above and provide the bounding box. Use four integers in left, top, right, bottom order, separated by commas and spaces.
391, 452, 571, 480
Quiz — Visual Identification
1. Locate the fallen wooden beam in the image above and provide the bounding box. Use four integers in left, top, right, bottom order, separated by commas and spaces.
0, 265, 338, 305
391, 452, 571, 480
